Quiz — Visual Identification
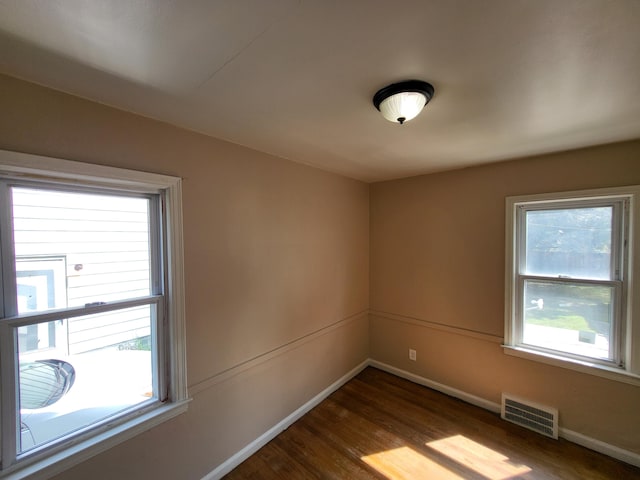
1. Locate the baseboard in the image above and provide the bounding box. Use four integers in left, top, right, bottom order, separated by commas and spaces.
201, 359, 369, 480
369, 359, 501, 413
202, 358, 640, 478
559, 427, 640, 468
370, 360, 640, 468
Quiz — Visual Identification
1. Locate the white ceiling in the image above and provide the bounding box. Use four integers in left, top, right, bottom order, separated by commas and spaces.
0, 0, 639, 182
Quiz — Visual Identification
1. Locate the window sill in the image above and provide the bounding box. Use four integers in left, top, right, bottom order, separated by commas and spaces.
502, 345, 640, 387
1, 399, 190, 480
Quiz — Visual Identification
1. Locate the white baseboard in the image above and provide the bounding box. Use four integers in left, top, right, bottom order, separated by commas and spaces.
370, 360, 640, 468
202, 358, 640, 478
559, 427, 640, 468
369, 359, 502, 413
201, 360, 369, 480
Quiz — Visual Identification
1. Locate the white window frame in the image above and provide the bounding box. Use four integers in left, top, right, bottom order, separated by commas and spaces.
0, 150, 189, 480
504, 185, 640, 386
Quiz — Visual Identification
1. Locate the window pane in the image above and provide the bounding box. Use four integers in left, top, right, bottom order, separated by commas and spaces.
12, 188, 151, 314
17, 306, 155, 453
522, 280, 614, 361
525, 207, 612, 279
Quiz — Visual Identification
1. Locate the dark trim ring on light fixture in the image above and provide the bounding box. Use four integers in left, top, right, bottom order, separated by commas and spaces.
373, 80, 435, 124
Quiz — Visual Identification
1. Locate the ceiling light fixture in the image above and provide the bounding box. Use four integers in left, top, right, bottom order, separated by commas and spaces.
372, 80, 435, 125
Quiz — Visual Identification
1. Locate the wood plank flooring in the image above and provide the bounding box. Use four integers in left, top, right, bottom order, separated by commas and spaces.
224, 367, 640, 479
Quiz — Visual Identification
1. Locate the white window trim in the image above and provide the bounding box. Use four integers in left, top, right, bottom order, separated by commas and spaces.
504, 185, 640, 386
0, 150, 189, 480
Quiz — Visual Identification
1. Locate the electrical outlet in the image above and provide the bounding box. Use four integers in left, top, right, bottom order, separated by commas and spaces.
409, 348, 416, 361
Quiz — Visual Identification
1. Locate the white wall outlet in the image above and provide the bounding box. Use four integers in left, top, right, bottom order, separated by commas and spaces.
409, 348, 416, 361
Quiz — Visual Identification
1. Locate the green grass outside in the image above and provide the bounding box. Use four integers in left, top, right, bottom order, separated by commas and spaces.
525, 310, 594, 332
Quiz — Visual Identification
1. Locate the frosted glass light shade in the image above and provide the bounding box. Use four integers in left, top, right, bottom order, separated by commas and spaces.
372, 80, 435, 124
379, 92, 427, 124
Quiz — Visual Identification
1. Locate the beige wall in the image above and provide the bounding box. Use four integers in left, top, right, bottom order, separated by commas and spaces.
0, 74, 370, 479
2, 69, 640, 477
370, 141, 640, 453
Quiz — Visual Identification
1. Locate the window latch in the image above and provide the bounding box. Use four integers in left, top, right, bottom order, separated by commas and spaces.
85, 301, 107, 307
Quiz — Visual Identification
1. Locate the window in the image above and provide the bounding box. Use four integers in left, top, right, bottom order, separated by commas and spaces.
0, 150, 187, 478
505, 186, 640, 381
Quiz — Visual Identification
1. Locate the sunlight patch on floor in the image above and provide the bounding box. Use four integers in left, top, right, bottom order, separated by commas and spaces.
427, 434, 532, 479
361, 445, 464, 480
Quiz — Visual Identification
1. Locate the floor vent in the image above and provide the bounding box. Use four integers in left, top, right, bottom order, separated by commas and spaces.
501, 394, 558, 439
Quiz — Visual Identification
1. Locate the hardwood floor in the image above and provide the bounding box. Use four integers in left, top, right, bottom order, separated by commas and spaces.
224, 367, 640, 479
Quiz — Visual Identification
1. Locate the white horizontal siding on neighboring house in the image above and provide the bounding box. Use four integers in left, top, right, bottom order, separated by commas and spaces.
12, 188, 152, 354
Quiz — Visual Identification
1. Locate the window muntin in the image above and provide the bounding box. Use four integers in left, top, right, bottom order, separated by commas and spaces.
506, 191, 632, 371
0, 152, 187, 478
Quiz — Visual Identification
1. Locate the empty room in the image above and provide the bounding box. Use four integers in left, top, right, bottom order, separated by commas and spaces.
0, 1, 639, 479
